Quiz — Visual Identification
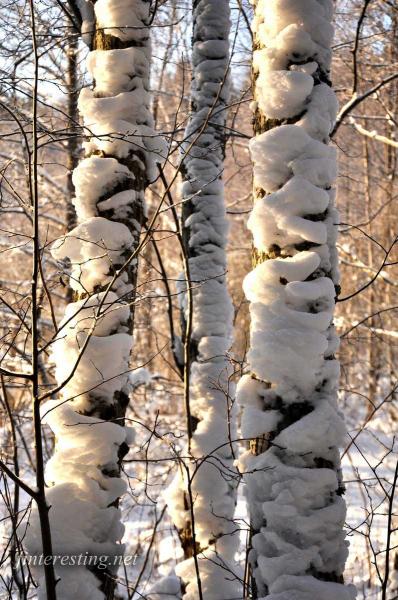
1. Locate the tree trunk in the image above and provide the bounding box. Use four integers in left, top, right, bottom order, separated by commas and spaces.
165, 0, 239, 597
26, 2, 163, 597
238, 2, 356, 598
363, 137, 380, 416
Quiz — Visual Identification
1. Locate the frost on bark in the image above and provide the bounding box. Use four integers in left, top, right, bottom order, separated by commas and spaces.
163, 1, 240, 598
26, 1, 164, 597
238, 1, 356, 599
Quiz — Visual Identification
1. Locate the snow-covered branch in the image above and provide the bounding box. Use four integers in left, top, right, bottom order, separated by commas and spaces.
349, 117, 398, 148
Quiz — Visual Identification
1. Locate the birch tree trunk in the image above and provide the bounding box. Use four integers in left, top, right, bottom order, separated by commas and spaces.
26, 1, 163, 597
163, 1, 239, 597
238, 1, 356, 598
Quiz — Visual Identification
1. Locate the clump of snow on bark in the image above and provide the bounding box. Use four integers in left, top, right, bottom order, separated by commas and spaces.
60, 291, 130, 337
255, 69, 314, 119
95, 0, 149, 42
49, 292, 132, 410
87, 46, 150, 94
72, 156, 134, 220
52, 328, 132, 410
248, 176, 329, 249
253, 0, 334, 68
82, 118, 165, 175
239, 0, 354, 597
51, 217, 133, 293
298, 83, 338, 141
79, 88, 151, 127
250, 125, 337, 193
26, 401, 129, 595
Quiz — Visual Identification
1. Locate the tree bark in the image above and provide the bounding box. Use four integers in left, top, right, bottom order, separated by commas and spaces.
26, 2, 162, 598
238, 1, 355, 598
165, 1, 239, 597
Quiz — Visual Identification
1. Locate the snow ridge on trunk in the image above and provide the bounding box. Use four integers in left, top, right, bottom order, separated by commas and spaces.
238, 1, 356, 599
26, 2, 164, 597
163, 1, 240, 598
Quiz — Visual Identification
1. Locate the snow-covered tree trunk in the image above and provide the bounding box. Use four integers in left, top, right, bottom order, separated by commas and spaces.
238, 1, 356, 598
163, 1, 240, 598
26, 1, 163, 598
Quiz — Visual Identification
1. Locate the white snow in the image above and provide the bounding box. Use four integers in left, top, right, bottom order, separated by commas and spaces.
147, 574, 182, 600
248, 176, 330, 250
175, 547, 240, 600
51, 216, 133, 293
298, 83, 338, 141
75, 0, 95, 46
250, 125, 337, 193
36, 568, 104, 600
52, 329, 132, 409
80, 8, 167, 183
26, 401, 129, 596
254, 0, 334, 57
129, 366, 152, 388
59, 291, 130, 338
87, 47, 150, 95
72, 156, 134, 221
79, 87, 152, 129
95, 0, 150, 42
265, 574, 356, 599
255, 69, 314, 120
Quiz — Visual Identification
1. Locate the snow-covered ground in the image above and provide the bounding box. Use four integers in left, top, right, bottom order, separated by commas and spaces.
343, 389, 398, 599
114, 380, 398, 599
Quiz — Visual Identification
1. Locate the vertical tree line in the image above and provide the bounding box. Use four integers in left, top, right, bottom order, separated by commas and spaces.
238, 1, 355, 598
163, 0, 239, 598
26, 1, 163, 597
